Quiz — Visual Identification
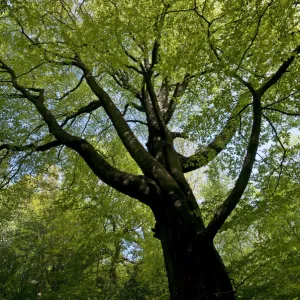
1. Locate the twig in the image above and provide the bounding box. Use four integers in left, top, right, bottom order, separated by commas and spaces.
262, 112, 286, 194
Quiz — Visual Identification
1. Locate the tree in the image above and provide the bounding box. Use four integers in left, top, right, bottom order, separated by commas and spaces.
198, 169, 300, 299
0, 0, 299, 299
0, 157, 168, 299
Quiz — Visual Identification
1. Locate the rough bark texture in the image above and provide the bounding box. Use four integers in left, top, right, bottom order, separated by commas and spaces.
156, 203, 235, 300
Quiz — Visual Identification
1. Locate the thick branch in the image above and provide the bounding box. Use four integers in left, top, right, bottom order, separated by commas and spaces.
205, 89, 261, 240
258, 45, 300, 95
0, 59, 161, 203
157, 77, 170, 115
181, 101, 250, 173
141, 81, 160, 131
144, 72, 169, 138
72, 57, 170, 178
72, 139, 162, 206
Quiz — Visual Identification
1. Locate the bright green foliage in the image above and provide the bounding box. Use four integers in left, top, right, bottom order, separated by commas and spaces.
0, 0, 299, 154
223, 176, 300, 299
197, 168, 300, 299
0, 155, 168, 300
0, 0, 300, 299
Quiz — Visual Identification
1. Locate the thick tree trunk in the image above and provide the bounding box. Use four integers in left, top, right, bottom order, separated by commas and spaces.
156, 212, 235, 300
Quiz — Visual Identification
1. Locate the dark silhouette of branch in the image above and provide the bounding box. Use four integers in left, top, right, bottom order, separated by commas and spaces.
236, 1, 273, 70
126, 119, 148, 126
57, 74, 85, 100
263, 107, 300, 116
0, 152, 32, 189
122, 102, 144, 116
111, 71, 142, 100
60, 100, 102, 127
263, 90, 300, 108
262, 112, 286, 194
0, 140, 63, 152
17, 62, 47, 78
258, 45, 300, 95
235, 261, 269, 290
205, 87, 261, 240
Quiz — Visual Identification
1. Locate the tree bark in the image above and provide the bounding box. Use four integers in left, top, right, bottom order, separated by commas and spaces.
157, 207, 235, 300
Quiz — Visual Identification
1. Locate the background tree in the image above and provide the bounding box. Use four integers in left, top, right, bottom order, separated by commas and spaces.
0, 150, 169, 299
0, 0, 299, 299
197, 167, 300, 299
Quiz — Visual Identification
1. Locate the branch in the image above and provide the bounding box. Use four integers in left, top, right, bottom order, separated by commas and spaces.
262, 112, 286, 194
0, 59, 161, 204
73, 139, 163, 206
17, 61, 47, 78
164, 73, 194, 123
263, 107, 300, 116
123, 48, 139, 63
111, 71, 142, 100
235, 75, 256, 95
263, 90, 300, 108
0, 59, 39, 101
156, 77, 170, 114
60, 100, 102, 127
257, 45, 300, 95
72, 56, 168, 177
122, 102, 145, 116
144, 71, 170, 139
0, 140, 62, 152
205, 91, 262, 240
0, 152, 32, 189
126, 119, 148, 126
143, 4, 173, 137
171, 132, 188, 139
285, 218, 300, 243
181, 101, 251, 173
57, 74, 85, 100
236, 1, 273, 71
235, 261, 269, 290
125, 64, 143, 74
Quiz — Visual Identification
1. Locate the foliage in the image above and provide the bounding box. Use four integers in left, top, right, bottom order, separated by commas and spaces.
0, 155, 168, 300
0, 0, 300, 299
196, 168, 300, 299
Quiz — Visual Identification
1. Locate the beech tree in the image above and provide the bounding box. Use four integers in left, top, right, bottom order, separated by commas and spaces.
0, 0, 299, 299
0, 159, 167, 299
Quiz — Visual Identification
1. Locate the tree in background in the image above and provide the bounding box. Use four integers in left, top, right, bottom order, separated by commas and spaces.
0, 152, 168, 299
198, 169, 300, 299
1, 153, 300, 299
0, 1, 299, 299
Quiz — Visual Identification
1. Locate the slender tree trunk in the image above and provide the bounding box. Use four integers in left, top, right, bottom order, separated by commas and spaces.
153, 201, 235, 300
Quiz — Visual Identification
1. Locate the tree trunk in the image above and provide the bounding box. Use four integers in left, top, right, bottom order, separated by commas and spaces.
155, 210, 235, 300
